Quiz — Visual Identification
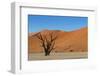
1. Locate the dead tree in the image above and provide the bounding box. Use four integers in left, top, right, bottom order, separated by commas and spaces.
34, 32, 57, 56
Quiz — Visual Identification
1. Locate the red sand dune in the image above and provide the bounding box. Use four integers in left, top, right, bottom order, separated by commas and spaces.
28, 27, 88, 53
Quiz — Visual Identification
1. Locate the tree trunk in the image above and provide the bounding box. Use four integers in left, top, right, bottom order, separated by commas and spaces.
45, 50, 50, 56
45, 53, 48, 56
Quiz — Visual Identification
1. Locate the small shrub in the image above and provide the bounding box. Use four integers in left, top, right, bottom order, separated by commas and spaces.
69, 50, 73, 52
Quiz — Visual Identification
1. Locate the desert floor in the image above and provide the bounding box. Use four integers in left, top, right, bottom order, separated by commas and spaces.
28, 52, 88, 61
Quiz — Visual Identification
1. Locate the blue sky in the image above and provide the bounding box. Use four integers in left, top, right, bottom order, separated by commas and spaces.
28, 15, 88, 32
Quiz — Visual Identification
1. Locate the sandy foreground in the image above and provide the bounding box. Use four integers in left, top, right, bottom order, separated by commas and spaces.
28, 52, 88, 61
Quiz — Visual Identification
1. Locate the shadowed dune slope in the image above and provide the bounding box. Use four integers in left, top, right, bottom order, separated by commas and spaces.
28, 27, 88, 53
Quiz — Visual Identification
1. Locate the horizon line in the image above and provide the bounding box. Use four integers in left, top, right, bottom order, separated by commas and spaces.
29, 26, 87, 33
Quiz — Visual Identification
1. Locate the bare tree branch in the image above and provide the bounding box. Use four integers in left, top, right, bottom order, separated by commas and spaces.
34, 32, 58, 56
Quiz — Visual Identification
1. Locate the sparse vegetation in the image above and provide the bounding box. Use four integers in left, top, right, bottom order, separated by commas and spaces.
33, 32, 58, 56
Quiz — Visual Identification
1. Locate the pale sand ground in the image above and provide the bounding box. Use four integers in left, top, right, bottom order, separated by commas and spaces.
28, 52, 88, 61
